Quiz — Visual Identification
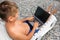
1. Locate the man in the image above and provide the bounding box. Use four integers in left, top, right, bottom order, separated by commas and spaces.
0, 1, 57, 40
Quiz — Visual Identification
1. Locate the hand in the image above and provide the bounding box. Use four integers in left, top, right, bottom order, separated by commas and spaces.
34, 21, 39, 29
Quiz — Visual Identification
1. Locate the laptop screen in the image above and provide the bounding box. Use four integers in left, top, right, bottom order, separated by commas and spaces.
34, 6, 50, 23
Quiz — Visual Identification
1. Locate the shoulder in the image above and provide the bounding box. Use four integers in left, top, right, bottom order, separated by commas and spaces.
16, 20, 23, 23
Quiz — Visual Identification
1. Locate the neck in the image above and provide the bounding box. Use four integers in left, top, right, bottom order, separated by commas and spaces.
6, 20, 16, 25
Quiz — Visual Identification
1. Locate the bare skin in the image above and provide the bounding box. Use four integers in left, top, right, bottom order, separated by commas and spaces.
5, 4, 57, 40
5, 16, 39, 40
46, 3, 57, 15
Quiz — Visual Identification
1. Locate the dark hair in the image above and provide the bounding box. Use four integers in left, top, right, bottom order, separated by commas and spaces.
0, 1, 18, 21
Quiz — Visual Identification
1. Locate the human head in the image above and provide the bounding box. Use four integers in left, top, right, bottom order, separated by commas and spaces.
0, 1, 19, 22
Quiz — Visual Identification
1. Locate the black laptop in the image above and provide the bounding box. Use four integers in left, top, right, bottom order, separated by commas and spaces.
34, 6, 50, 25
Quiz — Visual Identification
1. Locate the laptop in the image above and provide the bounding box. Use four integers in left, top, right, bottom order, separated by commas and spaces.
34, 6, 51, 26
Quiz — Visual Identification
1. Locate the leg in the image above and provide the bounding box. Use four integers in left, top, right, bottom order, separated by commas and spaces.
46, 4, 57, 15
51, 9, 57, 15
46, 3, 53, 12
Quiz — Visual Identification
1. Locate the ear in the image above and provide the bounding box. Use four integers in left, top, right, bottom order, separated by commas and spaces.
8, 16, 14, 22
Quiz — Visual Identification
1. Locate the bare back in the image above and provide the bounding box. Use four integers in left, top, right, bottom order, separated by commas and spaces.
5, 20, 30, 40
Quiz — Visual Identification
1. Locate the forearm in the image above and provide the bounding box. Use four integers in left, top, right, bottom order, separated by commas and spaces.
27, 28, 35, 40
21, 17, 34, 22
21, 17, 29, 21
25, 21, 39, 40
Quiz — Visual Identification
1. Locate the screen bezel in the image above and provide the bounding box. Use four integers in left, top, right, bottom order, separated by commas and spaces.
34, 6, 51, 24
